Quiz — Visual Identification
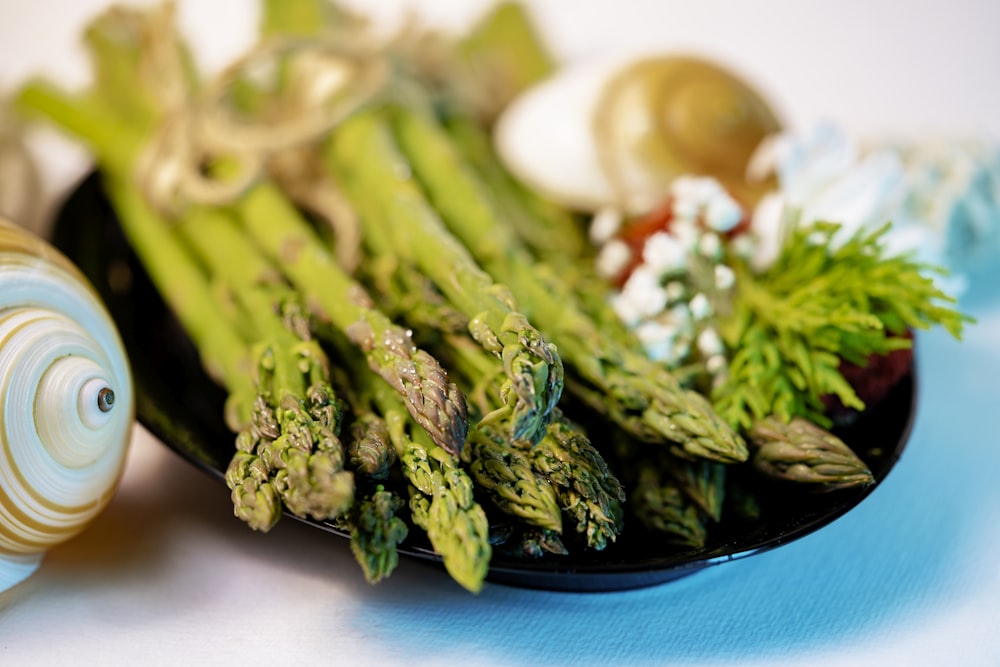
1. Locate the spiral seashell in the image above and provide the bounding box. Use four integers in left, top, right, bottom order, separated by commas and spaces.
0, 217, 133, 592
594, 55, 782, 210
495, 53, 781, 214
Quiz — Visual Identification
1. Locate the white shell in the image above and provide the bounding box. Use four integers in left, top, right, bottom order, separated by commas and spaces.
0, 218, 133, 592
494, 53, 631, 212
494, 53, 782, 215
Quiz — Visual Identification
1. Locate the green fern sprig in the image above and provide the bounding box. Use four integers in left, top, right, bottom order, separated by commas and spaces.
713, 220, 972, 430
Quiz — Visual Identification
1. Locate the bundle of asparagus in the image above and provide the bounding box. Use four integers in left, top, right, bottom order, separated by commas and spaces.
14, 0, 970, 593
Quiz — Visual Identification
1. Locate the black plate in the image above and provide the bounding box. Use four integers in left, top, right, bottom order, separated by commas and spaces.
52, 172, 917, 592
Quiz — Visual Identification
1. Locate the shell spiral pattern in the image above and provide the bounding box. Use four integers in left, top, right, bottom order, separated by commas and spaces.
0, 218, 133, 592
593, 55, 782, 210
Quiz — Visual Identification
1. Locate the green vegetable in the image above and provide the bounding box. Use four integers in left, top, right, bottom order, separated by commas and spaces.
457, 1, 556, 114
175, 206, 355, 528
747, 416, 874, 490
441, 110, 591, 264
260, 0, 363, 39
348, 218, 625, 549
611, 435, 724, 541
378, 389, 493, 593
527, 418, 625, 550
19, 17, 359, 531
465, 426, 563, 533
326, 109, 563, 446
15, 4, 464, 535
494, 527, 568, 559
359, 241, 469, 339
14, 0, 976, 589
233, 183, 469, 457
325, 326, 493, 593
341, 485, 408, 584
331, 372, 407, 585
386, 102, 746, 464
631, 466, 708, 548
714, 220, 972, 429
666, 459, 727, 522
224, 338, 353, 530
100, 176, 255, 424
439, 331, 625, 550
346, 412, 396, 481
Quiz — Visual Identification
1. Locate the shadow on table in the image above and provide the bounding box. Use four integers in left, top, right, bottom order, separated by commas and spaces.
339, 322, 1000, 665
4, 426, 367, 626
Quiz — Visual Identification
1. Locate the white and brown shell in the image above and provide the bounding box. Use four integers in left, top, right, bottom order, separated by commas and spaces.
495, 53, 781, 214
0, 217, 133, 592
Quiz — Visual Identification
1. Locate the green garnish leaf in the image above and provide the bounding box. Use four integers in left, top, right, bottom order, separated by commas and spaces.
713, 219, 973, 429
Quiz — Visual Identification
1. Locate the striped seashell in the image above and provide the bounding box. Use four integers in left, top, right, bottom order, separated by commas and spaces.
0, 217, 133, 592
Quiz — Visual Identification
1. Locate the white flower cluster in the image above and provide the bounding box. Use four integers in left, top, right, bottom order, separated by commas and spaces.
592, 176, 743, 377
589, 123, 999, 388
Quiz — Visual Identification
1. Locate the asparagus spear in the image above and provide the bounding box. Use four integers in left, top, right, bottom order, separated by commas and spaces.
18, 71, 329, 530
455, 0, 556, 120
381, 391, 493, 593
666, 458, 727, 523
24, 1, 470, 458
605, 426, 724, 542
231, 182, 469, 457
465, 425, 563, 534
747, 416, 875, 490
342, 485, 408, 584
349, 300, 562, 538
386, 103, 746, 464
88, 169, 359, 533
235, 345, 354, 527
98, 172, 255, 415
184, 189, 479, 584
348, 244, 581, 541
631, 466, 709, 548
437, 72, 890, 500
322, 325, 492, 592
348, 191, 469, 339
15, 8, 250, 431
441, 331, 624, 549
334, 403, 407, 585
444, 111, 645, 338
174, 205, 356, 527
314, 343, 417, 585
260, 0, 365, 39
324, 110, 563, 446
22, 5, 485, 584
528, 418, 625, 550
493, 526, 568, 560
347, 186, 624, 549
346, 412, 396, 480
